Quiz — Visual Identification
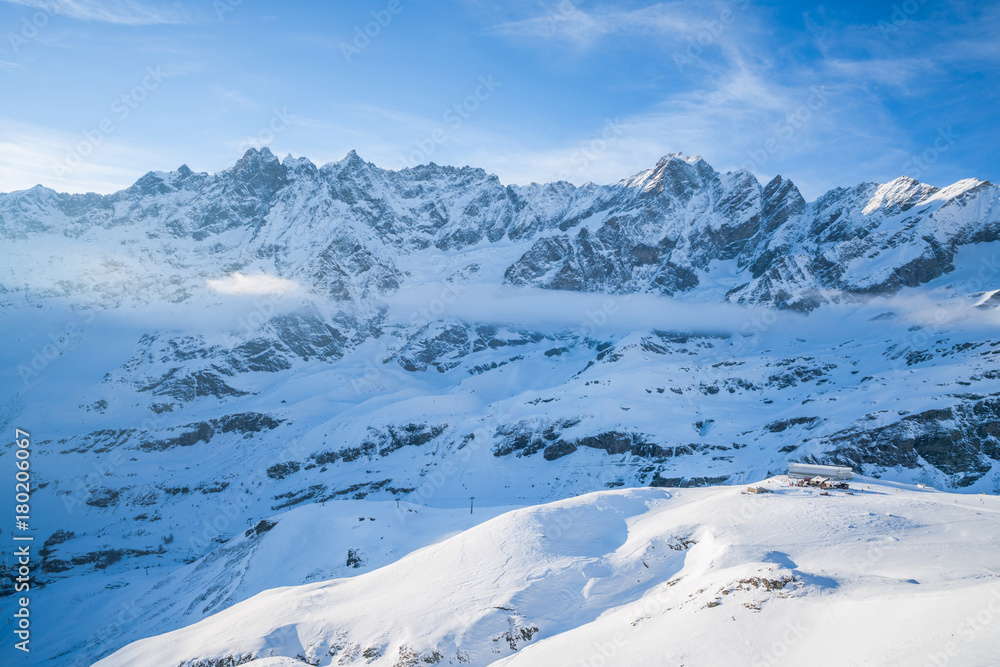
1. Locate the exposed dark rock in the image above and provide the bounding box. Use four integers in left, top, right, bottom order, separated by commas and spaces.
542, 441, 577, 461
819, 400, 1000, 485
245, 519, 276, 538
140, 421, 215, 452
766, 416, 819, 432
86, 487, 121, 508
649, 474, 730, 488
266, 462, 300, 480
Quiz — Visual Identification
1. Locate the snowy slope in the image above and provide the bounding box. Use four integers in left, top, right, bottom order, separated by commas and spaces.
95, 478, 1000, 667
13, 500, 515, 666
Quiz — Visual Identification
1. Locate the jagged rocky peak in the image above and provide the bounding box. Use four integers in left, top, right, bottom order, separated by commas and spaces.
328, 148, 373, 175
933, 177, 992, 204
620, 152, 717, 198
657, 151, 706, 165
4, 183, 58, 203
395, 161, 491, 187
340, 147, 364, 164
126, 170, 182, 197
388, 161, 504, 211
0, 184, 69, 237
281, 153, 318, 175
228, 146, 287, 182
1, 148, 998, 310
862, 175, 939, 214
234, 145, 279, 167
119, 162, 209, 201
160, 163, 206, 185
321, 149, 387, 195
761, 174, 807, 232
133, 164, 210, 197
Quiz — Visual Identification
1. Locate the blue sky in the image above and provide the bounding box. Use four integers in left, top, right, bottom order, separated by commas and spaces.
0, 0, 997, 199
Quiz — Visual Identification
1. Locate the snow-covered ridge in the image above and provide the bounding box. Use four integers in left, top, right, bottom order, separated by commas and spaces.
94, 478, 1000, 667
1, 147, 997, 309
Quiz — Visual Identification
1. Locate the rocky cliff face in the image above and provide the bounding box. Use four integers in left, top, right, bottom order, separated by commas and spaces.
5, 148, 996, 308
2, 148, 999, 633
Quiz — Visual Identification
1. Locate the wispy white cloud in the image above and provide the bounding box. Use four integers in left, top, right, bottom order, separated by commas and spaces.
212, 87, 263, 113
489, 1, 704, 47
2, 0, 991, 202
445, 65, 890, 199
206, 272, 302, 296
822, 57, 939, 92
0, 118, 182, 194
266, 63, 887, 200
0, 0, 188, 25
478, 0, 961, 197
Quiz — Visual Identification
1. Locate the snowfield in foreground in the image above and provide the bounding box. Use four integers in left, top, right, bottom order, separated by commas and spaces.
96, 478, 1000, 667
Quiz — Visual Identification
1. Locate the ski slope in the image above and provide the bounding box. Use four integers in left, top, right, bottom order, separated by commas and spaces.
96, 477, 1000, 667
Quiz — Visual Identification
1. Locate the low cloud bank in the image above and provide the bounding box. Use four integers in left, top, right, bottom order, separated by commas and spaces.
381, 282, 1000, 341
381, 283, 801, 335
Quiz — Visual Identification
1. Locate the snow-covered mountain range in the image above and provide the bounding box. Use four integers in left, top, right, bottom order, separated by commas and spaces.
1, 148, 999, 664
